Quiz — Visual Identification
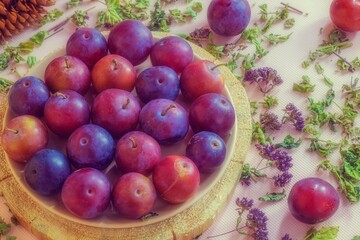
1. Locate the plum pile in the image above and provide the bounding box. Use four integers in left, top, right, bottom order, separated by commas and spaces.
1, 20, 236, 220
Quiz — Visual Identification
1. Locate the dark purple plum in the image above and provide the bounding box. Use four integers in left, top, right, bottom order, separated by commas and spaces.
115, 131, 161, 176
8, 76, 50, 117
66, 124, 115, 170
189, 93, 235, 137
91, 89, 141, 138
288, 177, 340, 224
24, 149, 72, 196
207, 0, 251, 36
61, 168, 111, 219
150, 36, 194, 74
44, 89, 90, 138
108, 19, 153, 66
139, 99, 189, 145
66, 28, 108, 69
112, 172, 157, 219
135, 66, 180, 103
186, 131, 226, 174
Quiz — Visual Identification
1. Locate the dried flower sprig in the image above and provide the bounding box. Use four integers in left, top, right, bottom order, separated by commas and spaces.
207, 197, 269, 240
282, 103, 305, 131
240, 143, 293, 188
243, 67, 284, 94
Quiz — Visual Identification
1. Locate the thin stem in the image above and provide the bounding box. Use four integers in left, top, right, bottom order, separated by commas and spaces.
207, 226, 248, 239
332, 51, 355, 72
280, 2, 304, 15
45, 28, 65, 40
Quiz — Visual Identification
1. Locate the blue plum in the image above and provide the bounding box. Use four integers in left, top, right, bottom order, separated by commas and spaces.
66, 124, 115, 170
61, 168, 111, 219
136, 66, 180, 103
66, 27, 108, 69
189, 93, 235, 137
186, 131, 226, 174
207, 0, 251, 36
139, 99, 189, 145
108, 19, 153, 66
8, 76, 50, 117
24, 149, 72, 196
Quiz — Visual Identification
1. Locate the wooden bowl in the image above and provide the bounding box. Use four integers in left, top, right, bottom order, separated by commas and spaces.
0, 32, 252, 240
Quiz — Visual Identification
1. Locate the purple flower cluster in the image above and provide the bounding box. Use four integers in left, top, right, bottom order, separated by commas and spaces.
283, 103, 305, 132
273, 171, 293, 187
246, 208, 269, 240
243, 67, 283, 93
260, 111, 282, 131
255, 143, 293, 187
236, 197, 254, 210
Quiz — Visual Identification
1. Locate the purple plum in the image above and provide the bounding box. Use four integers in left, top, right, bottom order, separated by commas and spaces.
91, 89, 141, 138
66, 27, 108, 69
24, 148, 72, 196
61, 168, 111, 219
189, 93, 235, 137
66, 124, 115, 170
139, 99, 189, 145
112, 172, 157, 219
115, 131, 161, 176
186, 131, 226, 174
8, 76, 50, 117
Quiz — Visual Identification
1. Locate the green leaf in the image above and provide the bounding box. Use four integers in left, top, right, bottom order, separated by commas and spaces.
323, 75, 334, 87
315, 63, 324, 74
0, 218, 11, 235
0, 77, 13, 92
192, 2, 202, 12
284, 18, 295, 28
308, 138, 339, 157
241, 27, 260, 42
343, 161, 360, 181
259, 189, 286, 202
260, 95, 278, 109
67, 0, 83, 8
304, 226, 339, 240
266, 33, 292, 45
293, 75, 315, 93
351, 236, 360, 240
30, 31, 48, 45
26, 56, 37, 68
39, 8, 64, 26
275, 135, 302, 149
6, 236, 17, 240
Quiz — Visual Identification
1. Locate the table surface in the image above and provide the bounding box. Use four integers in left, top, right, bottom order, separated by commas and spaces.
1, 0, 360, 239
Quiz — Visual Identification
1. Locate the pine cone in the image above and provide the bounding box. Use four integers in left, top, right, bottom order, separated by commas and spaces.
0, 0, 56, 43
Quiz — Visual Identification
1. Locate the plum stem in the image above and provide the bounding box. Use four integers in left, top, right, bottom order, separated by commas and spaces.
54, 92, 68, 99
112, 59, 119, 70
64, 57, 71, 69
211, 63, 227, 71
161, 104, 176, 116
5, 127, 18, 134
129, 137, 137, 148
122, 98, 130, 109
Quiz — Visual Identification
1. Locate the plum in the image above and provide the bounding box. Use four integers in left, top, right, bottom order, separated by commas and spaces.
288, 177, 340, 224
8, 76, 50, 117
